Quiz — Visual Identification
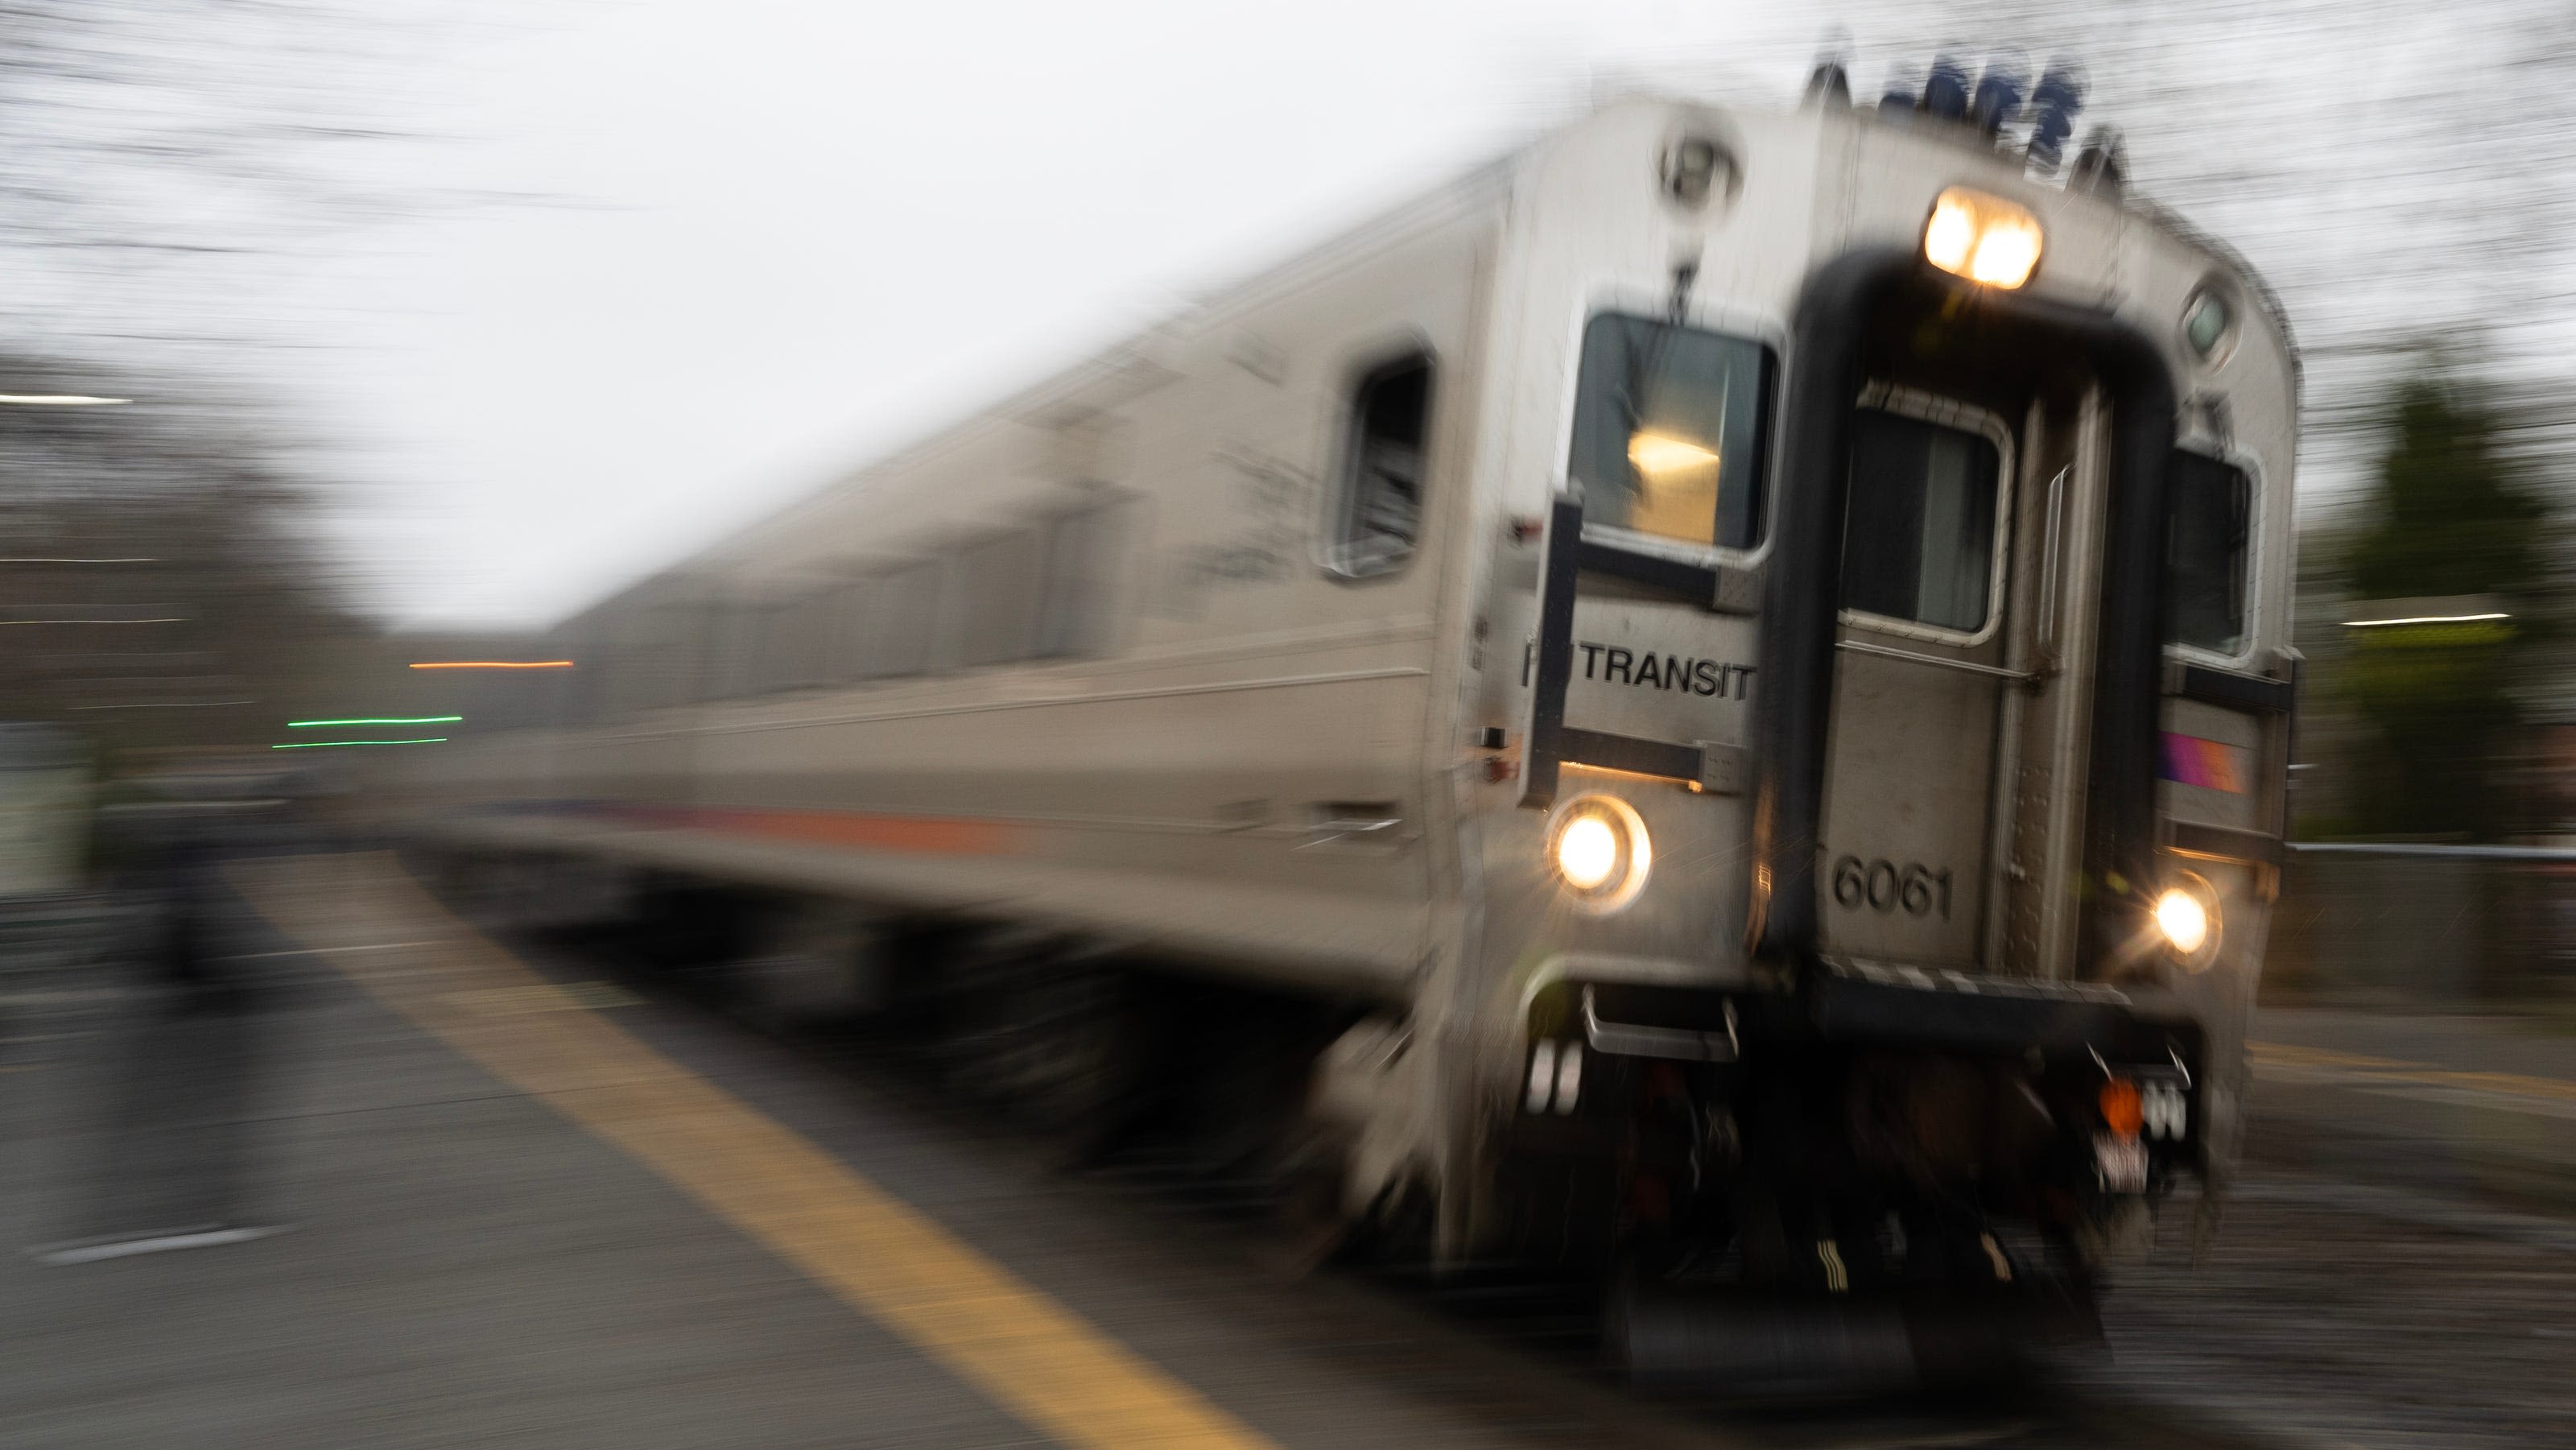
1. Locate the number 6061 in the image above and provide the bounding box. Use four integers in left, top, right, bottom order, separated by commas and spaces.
1831, 856, 1953, 919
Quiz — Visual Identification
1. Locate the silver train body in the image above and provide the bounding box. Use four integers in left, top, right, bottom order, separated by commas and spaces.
399, 79, 2297, 1351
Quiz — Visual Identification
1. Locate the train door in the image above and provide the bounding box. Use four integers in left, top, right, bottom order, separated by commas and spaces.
1814, 388, 2019, 969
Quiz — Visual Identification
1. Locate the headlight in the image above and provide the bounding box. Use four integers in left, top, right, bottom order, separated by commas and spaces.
1547, 795, 1652, 911
1923, 187, 2043, 289
2152, 874, 2222, 971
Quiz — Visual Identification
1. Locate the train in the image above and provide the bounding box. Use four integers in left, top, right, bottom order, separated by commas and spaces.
392, 56, 2299, 1383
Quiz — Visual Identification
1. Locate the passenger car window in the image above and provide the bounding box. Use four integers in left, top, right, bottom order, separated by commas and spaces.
869, 560, 942, 679
1567, 314, 1773, 550
1841, 408, 2002, 634
953, 529, 1046, 667
1036, 495, 1131, 659
700, 600, 770, 700
1323, 353, 1434, 578
762, 586, 838, 692
2166, 451, 2252, 654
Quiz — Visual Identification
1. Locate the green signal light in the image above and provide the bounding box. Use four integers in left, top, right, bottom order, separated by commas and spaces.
270, 737, 448, 750
286, 716, 463, 728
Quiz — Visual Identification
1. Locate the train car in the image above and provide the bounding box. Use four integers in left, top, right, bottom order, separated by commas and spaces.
397, 58, 2299, 1379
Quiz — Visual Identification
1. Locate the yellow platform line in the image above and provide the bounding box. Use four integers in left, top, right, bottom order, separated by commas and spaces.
2250, 1040, 2576, 1104
233, 854, 1278, 1450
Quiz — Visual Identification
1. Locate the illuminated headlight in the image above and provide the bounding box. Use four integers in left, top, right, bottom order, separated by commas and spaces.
1923, 187, 2043, 289
1547, 795, 1652, 911
2152, 874, 2223, 971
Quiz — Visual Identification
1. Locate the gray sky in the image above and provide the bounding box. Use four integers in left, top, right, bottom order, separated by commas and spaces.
39, 0, 2575, 628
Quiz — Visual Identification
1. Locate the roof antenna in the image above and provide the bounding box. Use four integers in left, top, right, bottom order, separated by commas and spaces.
2025, 60, 2086, 173
2070, 124, 2128, 197
1805, 27, 1853, 107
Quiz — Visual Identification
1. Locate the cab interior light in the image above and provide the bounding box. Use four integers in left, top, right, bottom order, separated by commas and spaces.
1627, 432, 1720, 477
1924, 188, 2043, 289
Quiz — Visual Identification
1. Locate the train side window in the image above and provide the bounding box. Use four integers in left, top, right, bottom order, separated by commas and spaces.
717, 601, 771, 698
565, 625, 604, 724
688, 600, 729, 700
644, 601, 696, 709
2166, 452, 2252, 654
1568, 314, 1774, 550
1840, 408, 2003, 634
1037, 495, 1131, 659
762, 586, 836, 692
836, 574, 881, 680
1323, 351, 1435, 579
955, 529, 1046, 667
872, 560, 942, 679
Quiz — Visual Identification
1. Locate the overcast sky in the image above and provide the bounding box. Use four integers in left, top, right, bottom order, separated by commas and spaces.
36, 0, 2575, 629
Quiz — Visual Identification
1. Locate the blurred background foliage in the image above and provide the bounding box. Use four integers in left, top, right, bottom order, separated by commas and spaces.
0, 0, 431, 772
2329, 372, 2562, 841
2289, 361, 2576, 843
0, 371, 374, 763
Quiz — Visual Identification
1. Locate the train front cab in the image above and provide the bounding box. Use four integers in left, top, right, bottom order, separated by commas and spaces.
1496, 233, 2289, 1354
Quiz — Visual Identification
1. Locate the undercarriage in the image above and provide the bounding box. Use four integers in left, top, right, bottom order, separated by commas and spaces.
1497, 974, 2205, 1388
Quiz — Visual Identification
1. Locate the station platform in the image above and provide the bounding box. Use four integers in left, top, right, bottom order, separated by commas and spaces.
1, 853, 1727, 1450
2248, 1004, 2576, 1211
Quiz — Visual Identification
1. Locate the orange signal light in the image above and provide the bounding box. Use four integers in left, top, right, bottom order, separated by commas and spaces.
2099, 1078, 2144, 1138
407, 660, 575, 670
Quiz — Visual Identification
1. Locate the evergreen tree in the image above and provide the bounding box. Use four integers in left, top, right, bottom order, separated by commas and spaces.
2342, 372, 2549, 839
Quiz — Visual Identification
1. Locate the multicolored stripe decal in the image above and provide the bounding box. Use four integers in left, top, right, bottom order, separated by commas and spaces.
2159, 732, 2249, 794
490, 799, 1020, 857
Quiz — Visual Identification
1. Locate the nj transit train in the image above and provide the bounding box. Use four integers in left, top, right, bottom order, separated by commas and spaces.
398, 63, 2297, 1377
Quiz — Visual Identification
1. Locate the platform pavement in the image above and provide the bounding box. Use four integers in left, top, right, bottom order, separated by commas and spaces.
2244, 1006, 2576, 1211
1, 853, 1743, 1450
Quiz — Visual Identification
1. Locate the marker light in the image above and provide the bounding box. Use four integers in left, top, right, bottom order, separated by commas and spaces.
1546, 795, 1653, 911
2152, 876, 2222, 970
2098, 1078, 2145, 1138
1924, 188, 2044, 289
1627, 432, 1720, 477
2183, 289, 2234, 359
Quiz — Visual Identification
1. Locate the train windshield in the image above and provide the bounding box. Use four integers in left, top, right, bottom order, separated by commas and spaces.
2166, 451, 2252, 654
1567, 314, 1773, 550
1841, 409, 2003, 633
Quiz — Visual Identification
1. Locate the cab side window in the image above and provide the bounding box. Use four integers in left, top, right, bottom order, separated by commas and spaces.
1567, 314, 1773, 550
1323, 352, 1435, 578
2165, 452, 2252, 654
